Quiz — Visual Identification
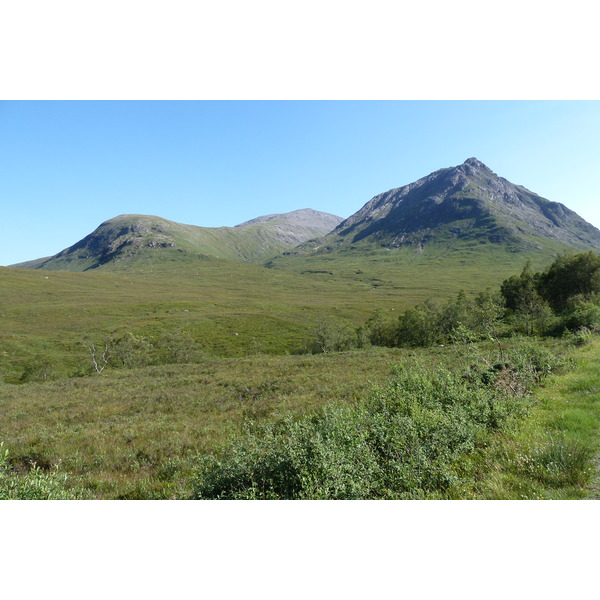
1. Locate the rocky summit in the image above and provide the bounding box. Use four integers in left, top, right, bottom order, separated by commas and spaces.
323, 158, 600, 253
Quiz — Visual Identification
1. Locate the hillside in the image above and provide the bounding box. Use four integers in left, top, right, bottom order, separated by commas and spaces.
322, 157, 600, 252
266, 158, 600, 283
12, 209, 342, 271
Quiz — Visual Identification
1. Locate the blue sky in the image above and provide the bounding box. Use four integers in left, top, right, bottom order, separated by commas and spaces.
1, 100, 600, 265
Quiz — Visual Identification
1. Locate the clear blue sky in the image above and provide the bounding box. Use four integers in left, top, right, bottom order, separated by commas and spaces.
1, 100, 600, 266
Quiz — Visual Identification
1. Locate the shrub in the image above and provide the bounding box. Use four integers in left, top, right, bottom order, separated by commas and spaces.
153, 332, 206, 364
192, 365, 527, 499
109, 332, 154, 368
362, 309, 397, 347
396, 299, 443, 347
0, 442, 77, 500
570, 327, 594, 347
562, 298, 600, 332
18, 358, 56, 383
538, 252, 600, 312
310, 318, 359, 354
504, 341, 566, 388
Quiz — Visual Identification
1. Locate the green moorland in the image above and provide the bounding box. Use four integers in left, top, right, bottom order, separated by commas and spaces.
0, 242, 550, 383
0, 257, 393, 382
2, 336, 598, 499
2, 249, 600, 499
0, 347, 431, 499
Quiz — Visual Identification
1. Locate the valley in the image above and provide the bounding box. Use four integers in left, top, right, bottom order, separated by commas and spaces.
2, 158, 600, 499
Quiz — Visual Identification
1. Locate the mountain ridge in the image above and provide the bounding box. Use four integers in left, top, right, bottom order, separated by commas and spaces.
11, 158, 600, 273
12, 209, 343, 271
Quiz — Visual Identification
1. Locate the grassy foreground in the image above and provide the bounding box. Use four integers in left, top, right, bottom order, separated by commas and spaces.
1, 347, 411, 498
473, 338, 600, 499
5, 337, 598, 500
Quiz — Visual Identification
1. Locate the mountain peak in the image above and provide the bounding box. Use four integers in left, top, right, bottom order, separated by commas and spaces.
462, 157, 488, 169
235, 208, 342, 230
324, 159, 600, 253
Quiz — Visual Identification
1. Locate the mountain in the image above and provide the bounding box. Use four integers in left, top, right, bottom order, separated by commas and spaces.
305, 158, 600, 255
13, 209, 343, 272
12, 159, 600, 276
236, 208, 342, 231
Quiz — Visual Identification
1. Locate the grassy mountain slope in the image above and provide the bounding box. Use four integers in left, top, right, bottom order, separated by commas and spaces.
12, 209, 342, 271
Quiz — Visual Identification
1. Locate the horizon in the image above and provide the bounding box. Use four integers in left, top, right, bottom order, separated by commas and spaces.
2, 101, 600, 265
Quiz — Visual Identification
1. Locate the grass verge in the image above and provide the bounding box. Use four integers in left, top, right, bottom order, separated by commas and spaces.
473, 338, 600, 499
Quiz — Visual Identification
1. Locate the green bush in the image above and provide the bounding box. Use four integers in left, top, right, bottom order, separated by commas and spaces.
504, 340, 567, 387
538, 252, 600, 312
0, 442, 77, 500
192, 365, 528, 500
570, 327, 594, 347
396, 299, 443, 347
18, 358, 57, 383
310, 318, 360, 354
361, 309, 397, 347
562, 298, 600, 332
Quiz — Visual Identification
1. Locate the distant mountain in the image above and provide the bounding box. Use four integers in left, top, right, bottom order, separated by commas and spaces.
236, 208, 341, 231
13, 209, 343, 271
12, 160, 600, 275
307, 158, 600, 255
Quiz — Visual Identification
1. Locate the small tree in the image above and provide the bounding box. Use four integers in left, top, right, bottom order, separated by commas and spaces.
538, 252, 600, 312
472, 288, 505, 334
440, 290, 473, 335
501, 262, 550, 335
362, 309, 397, 347
313, 318, 357, 353
396, 299, 442, 347
86, 340, 110, 374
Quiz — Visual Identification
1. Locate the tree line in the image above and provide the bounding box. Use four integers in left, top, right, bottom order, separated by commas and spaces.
308, 251, 600, 353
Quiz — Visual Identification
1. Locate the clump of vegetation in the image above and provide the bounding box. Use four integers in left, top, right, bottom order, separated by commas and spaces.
513, 435, 593, 489
340, 252, 600, 353
502, 252, 600, 335
191, 341, 560, 500
0, 442, 78, 500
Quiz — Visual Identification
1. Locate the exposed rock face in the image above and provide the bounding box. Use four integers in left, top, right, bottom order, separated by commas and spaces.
327, 158, 600, 251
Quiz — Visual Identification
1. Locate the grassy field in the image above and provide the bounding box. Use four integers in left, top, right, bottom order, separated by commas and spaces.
0, 347, 416, 498
1, 259, 393, 381
3, 335, 597, 499
1, 243, 551, 382
473, 338, 600, 499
